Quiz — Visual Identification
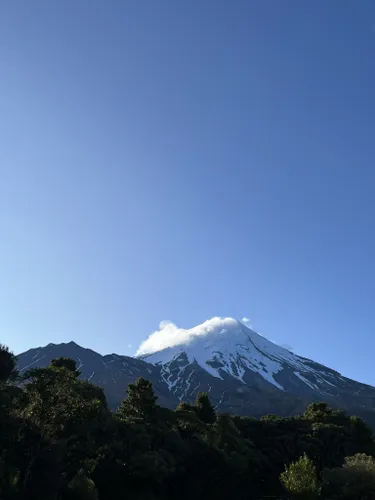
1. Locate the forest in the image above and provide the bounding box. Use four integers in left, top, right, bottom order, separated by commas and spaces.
1, 344, 375, 499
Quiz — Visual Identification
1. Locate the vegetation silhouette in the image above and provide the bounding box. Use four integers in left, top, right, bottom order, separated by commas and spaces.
1, 344, 375, 499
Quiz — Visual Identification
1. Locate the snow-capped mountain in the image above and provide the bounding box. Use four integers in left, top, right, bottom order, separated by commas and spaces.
16, 317, 375, 424
143, 317, 340, 391
141, 317, 375, 417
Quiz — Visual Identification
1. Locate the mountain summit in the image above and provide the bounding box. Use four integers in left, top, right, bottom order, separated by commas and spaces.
16, 317, 375, 425
142, 317, 335, 390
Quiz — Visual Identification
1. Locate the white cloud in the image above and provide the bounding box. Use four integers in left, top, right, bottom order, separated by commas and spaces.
136, 317, 237, 356
136, 320, 187, 356
136, 316, 293, 358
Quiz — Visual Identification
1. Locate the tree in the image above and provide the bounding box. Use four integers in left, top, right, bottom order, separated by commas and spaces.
195, 392, 216, 424
0, 345, 24, 498
175, 402, 195, 413
17, 359, 109, 498
51, 358, 81, 377
322, 453, 375, 499
303, 402, 375, 472
280, 454, 319, 500
117, 377, 158, 422
21, 362, 107, 438
0, 344, 18, 384
64, 471, 99, 500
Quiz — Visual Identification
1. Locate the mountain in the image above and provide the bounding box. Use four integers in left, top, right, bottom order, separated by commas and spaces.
142, 318, 375, 419
16, 317, 375, 424
17, 341, 176, 409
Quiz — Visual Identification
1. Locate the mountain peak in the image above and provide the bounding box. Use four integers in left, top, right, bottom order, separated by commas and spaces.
142, 317, 282, 385
142, 316, 338, 393
141, 316, 280, 359
137, 317, 252, 358
63, 341, 82, 348
184, 316, 247, 344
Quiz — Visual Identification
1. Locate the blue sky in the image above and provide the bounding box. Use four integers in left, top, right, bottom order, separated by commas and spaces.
1, 1, 375, 384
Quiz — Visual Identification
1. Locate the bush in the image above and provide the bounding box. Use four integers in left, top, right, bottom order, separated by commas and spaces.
65, 473, 99, 500
280, 454, 319, 500
322, 453, 375, 499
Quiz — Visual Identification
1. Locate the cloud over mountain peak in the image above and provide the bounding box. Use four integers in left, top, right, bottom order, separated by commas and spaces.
136, 317, 241, 356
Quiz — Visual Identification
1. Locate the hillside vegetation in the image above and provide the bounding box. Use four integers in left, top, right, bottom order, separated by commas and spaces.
1, 344, 375, 499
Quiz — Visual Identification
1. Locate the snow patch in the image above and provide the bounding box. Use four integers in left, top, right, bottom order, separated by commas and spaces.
294, 372, 321, 392
19, 355, 46, 373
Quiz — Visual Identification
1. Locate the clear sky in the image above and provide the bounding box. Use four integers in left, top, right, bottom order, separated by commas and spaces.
1, 1, 375, 384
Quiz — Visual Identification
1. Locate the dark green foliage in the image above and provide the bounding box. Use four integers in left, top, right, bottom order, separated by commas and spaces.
175, 401, 195, 412
117, 377, 158, 422
50, 357, 81, 377
322, 453, 375, 499
1, 344, 375, 500
195, 392, 216, 424
64, 471, 99, 500
0, 344, 18, 383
